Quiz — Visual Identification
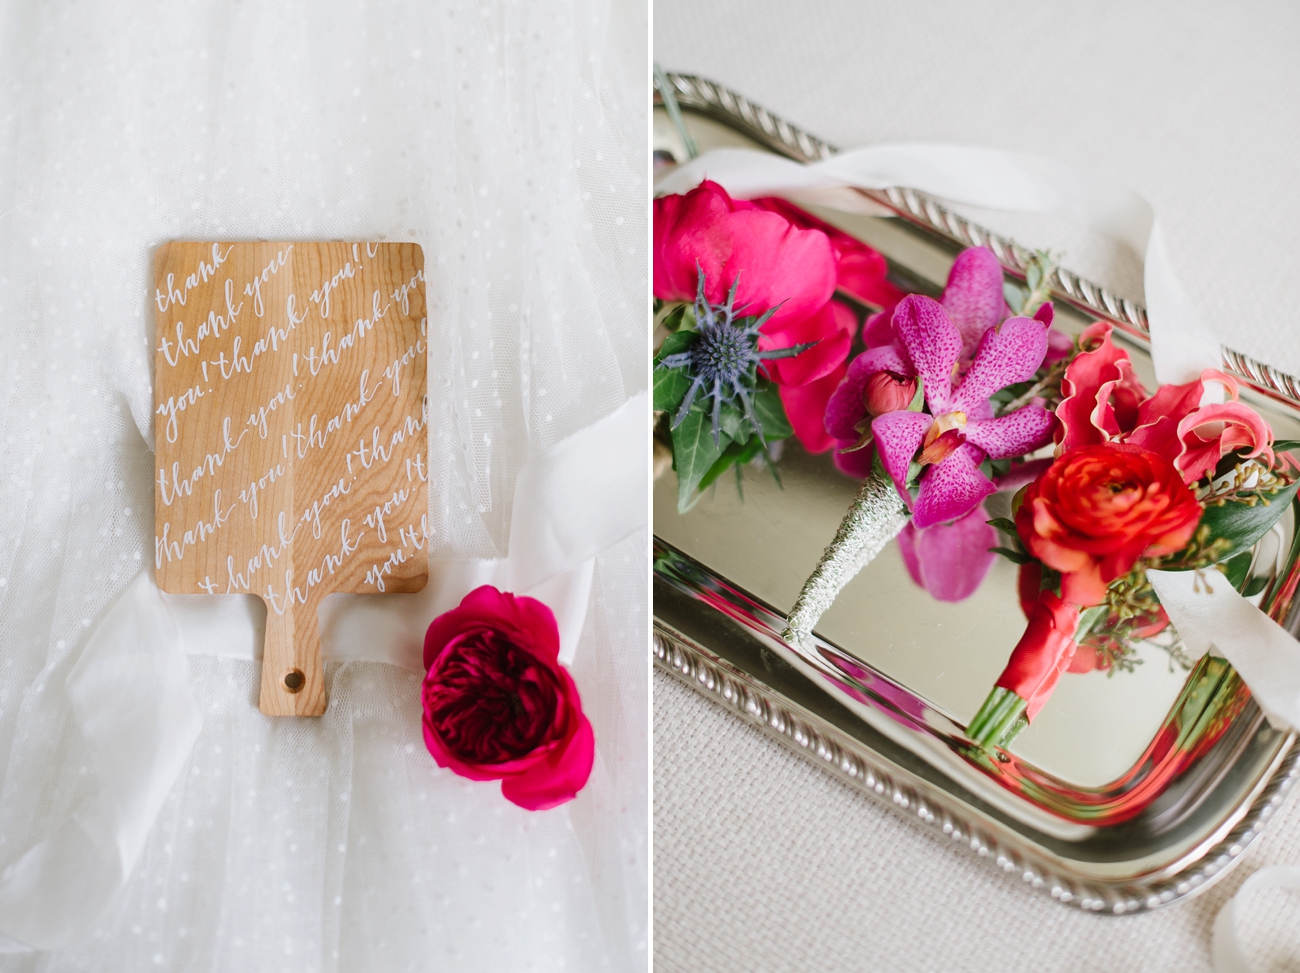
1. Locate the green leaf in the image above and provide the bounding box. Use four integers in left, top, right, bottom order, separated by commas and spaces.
986, 517, 1019, 537
1219, 549, 1253, 591
672, 409, 730, 512
718, 402, 750, 445
1243, 574, 1271, 597
653, 365, 692, 414
1272, 439, 1300, 452
990, 546, 1033, 565
660, 303, 688, 332
1026, 265, 1042, 292
697, 437, 762, 493
1003, 282, 1026, 314
752, 381, 793, 441
907, 378, 925, 412
653, 329, 694, 364
1197, 476, 1300, 562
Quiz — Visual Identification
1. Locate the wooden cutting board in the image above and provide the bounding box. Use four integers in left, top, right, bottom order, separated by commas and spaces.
153, 241, 429, 716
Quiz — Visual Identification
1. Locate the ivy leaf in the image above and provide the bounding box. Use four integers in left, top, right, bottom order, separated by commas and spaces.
672, 409, 730, 511
653, 365, 692, 414
718, 402, 750, 445
1187, 476, 1300, 564
660, 303, 689, 332
752, 381, 793, 441
654, 329, 694, 363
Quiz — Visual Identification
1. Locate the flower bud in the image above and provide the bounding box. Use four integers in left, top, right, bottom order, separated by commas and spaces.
862, 371, 918, 417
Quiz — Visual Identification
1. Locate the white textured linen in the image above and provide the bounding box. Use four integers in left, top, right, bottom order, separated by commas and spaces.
655, 2, 1300, 970
0, 0, 648, 970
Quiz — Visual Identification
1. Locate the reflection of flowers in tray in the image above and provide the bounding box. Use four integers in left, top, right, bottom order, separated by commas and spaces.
654, 178, 1298, 748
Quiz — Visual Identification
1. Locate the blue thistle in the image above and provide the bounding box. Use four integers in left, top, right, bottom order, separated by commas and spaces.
657, 267, 814, 447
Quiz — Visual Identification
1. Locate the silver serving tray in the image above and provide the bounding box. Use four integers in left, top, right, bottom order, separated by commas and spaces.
652, 72, 1300, 914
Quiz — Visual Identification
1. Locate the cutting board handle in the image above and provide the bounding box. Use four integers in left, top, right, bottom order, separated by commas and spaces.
260, 594, 327, 716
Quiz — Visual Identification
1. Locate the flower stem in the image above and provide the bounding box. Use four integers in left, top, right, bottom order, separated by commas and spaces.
782, 469, 908, 645
966, 687, 1029, 749
654, 62, 698, 160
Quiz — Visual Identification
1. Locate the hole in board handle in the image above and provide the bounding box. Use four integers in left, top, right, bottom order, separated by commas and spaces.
283, 669, 306, 693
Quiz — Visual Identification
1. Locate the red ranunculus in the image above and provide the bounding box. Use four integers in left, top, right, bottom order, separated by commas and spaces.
1015, 443, 1203, 606
421, 586, 594, 811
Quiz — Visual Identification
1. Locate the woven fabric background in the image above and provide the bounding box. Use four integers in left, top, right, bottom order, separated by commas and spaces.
653, 2, 1300, 970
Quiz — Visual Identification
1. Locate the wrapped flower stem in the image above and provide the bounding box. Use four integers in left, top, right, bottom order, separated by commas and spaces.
967, 597, 1108, 750
782, 468, 908, 645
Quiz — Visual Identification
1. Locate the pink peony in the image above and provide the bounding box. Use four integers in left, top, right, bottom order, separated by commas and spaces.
653, 180, 901, 453
421, 586, 594, 811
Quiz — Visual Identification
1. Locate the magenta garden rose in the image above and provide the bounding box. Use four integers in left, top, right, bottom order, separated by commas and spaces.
421, 585, 594, 811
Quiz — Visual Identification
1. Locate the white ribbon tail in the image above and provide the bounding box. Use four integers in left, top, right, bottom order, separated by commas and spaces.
1148, 569, 1300, 730
1211, 865, 1300, 973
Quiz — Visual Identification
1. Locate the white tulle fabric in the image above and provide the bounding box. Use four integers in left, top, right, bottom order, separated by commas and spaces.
0, 1, 647, 970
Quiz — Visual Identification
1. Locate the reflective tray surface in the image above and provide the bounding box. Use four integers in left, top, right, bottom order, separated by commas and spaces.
652, 73, 1300, 913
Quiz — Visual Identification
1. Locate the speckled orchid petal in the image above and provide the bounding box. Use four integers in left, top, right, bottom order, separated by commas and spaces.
891, 295, 962, 415
862, 309, 897, 349
871, 409, 933, 506
941, 247, 1008, 359
953, 316, 1049, 412
823, 344, 915, 441
912, 443, 995, 529
897, 502, 997, 602
963, 404, 1056, 460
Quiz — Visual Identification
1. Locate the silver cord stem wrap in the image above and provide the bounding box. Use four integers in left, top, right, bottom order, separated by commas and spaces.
781, 470, 909, 645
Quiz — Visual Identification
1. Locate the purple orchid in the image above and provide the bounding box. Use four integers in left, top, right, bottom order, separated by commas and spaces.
897, 501, 996, 602
872, 294, 1054, 528
825, 248, 1067, 475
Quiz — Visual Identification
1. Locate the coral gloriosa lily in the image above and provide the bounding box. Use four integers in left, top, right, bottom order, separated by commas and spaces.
657, 267, 812, 446
871, 294, 1055, 528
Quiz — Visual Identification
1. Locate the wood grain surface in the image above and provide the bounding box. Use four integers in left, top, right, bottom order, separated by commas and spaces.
153, 242, 428, 716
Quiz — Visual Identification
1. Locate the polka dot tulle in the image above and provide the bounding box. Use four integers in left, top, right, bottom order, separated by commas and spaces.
0, 0, 646, 969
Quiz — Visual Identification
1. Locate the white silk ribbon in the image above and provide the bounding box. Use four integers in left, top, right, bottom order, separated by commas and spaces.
1211, 865, 1300, 973
655, 145, 1220, 386
0, 389, 647, 951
